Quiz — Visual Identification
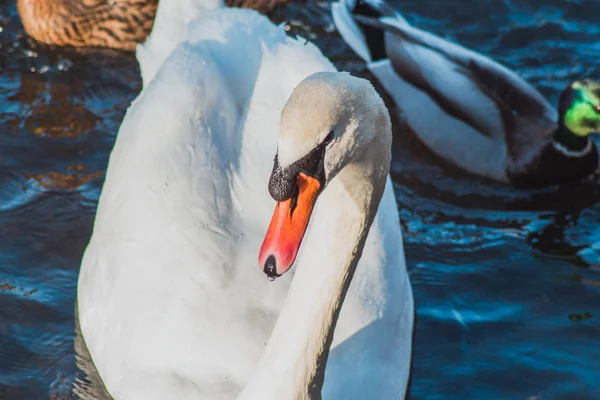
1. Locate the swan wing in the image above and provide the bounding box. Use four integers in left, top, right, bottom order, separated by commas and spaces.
79, 8, 337, 397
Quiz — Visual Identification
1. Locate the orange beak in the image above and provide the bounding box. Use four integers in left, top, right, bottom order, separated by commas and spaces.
258, 172, 321, 278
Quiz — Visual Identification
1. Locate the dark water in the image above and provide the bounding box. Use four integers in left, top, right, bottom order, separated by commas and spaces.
1, 0, 600, 399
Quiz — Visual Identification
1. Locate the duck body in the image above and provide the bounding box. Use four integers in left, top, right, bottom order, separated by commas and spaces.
332, 0, 600, 187
17, 0, 286, 51
77, 3, 413, 399
17, 0, 159, 51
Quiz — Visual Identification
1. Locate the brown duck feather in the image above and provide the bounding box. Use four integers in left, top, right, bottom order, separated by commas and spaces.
18, 0, 287, 51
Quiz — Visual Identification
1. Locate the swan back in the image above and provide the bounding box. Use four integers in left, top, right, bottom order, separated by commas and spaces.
79, 8, 336, 396
136, 0, 224, 85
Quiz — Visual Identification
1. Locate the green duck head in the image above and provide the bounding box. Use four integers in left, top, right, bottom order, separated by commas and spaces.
559, 79, 600, 139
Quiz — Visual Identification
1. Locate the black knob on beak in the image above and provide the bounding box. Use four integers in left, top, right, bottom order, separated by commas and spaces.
263, 255, 280, 279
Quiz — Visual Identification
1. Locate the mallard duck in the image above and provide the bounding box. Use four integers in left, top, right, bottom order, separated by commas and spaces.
17, 0, 285, 51
332, 0, 600, 188
77, 1, 414, 398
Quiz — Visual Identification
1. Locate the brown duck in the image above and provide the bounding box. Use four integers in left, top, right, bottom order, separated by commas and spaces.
17, 0, 284, 51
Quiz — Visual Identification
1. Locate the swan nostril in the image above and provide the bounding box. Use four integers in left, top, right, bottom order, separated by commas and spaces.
263, 255, 280, 280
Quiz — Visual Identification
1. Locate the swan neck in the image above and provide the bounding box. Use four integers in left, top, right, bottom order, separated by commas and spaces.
239, 135, 390, 399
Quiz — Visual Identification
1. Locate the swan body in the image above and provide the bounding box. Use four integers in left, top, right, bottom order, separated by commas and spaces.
77, 3, 413, 399
332, 0, 600, 187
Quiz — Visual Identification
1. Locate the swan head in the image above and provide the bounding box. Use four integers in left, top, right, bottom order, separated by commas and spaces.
559, 79, 600, 137
258, 71, 389, 278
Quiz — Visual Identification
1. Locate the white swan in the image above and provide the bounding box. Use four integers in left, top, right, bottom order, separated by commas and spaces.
77, 2, 414, 399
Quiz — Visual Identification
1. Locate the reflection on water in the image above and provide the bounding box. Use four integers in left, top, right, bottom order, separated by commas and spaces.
24, 165, 104, 192
71, 306, 111, 400
1, 0, 600, 399
13, 77, 100, 139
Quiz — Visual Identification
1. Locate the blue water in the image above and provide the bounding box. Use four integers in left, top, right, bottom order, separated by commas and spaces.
1, 0, 600, 399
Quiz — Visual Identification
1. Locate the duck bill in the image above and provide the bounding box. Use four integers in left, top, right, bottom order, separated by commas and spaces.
259, 172, 321, 278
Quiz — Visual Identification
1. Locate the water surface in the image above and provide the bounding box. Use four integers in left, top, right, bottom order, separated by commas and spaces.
1, 0, 599, 399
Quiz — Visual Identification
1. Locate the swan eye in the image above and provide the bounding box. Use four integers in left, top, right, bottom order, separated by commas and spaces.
324, 131, 334, 146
